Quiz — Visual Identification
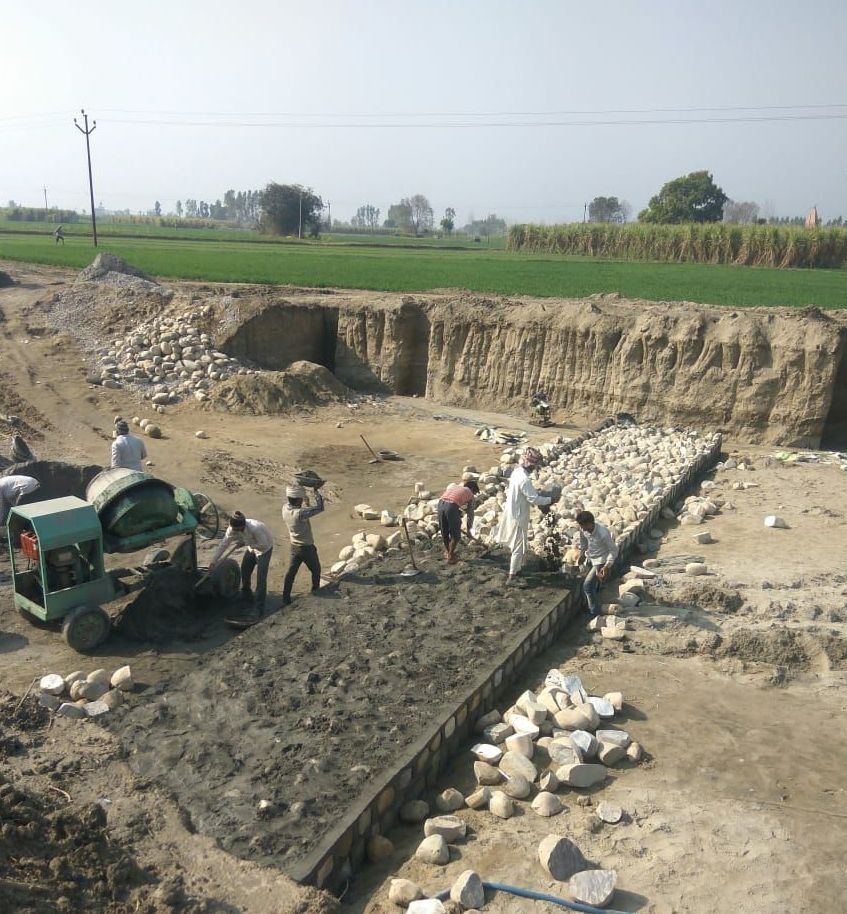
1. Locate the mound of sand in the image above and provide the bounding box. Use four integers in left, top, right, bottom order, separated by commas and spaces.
76, 252, 151, 283
205, 361, 352, 415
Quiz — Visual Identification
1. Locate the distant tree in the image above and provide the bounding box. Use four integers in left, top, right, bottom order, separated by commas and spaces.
463, 213, 507, 236
175, 200, 183, 217
383, 218, 397, 229
199, 201, 210, 218
184, 199, 198, 217
387, 199, 413, 232
260, 182, 323, 236
409, 194, 434, 234
154, 200, 162, 216
7, 199, 18, 208
352, 204, 381, 231
639, 170, 727, 224
588, 196, 627, 223
441, 206, 456, 234
723, 200, 760, 224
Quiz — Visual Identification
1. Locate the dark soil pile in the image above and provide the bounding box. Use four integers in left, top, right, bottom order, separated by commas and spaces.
205, 361, 352, 416
2, 459, 102, 499
115, 546, 564, 869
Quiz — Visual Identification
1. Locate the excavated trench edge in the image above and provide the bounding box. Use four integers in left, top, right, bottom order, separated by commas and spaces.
290, 423, 723, 891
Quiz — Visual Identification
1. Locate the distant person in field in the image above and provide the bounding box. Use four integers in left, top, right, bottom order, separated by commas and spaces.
437, 478, 479, 563
110, 420, 147, 472
53, 225, 65, 245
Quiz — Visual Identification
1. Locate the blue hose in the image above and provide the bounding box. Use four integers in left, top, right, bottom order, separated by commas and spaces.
434, 879, 631, 914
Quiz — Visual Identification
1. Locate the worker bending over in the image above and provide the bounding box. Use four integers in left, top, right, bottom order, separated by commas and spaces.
281, 484, 325, 606
111, 420, 147, 472
495, 447, 552, 585
0, 475, 40, 529
437, 478, 479, 563
576, 509, 619, 616
210, 511, 273, 621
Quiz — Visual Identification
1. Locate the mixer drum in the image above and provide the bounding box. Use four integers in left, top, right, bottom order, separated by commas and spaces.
86, 469, 179, 539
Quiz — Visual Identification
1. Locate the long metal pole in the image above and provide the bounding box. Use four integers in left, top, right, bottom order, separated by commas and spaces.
43, 186, 48, 219
298, 190, 303, 239
74, 109, 98, 247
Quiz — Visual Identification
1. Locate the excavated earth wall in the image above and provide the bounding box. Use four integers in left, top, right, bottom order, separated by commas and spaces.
209, 289, 847, 447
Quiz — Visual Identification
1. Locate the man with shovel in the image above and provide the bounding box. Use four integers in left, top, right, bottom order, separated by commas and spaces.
437, 478, 479, 563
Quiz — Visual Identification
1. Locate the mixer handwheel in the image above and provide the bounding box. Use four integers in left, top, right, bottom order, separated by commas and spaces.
192, 492, 220, 540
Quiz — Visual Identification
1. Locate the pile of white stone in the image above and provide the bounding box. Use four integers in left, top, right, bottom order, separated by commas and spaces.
329, 423, 718, 578
92, 308, 255, 402
387, 669, 634, 910
35, 665, 134, 719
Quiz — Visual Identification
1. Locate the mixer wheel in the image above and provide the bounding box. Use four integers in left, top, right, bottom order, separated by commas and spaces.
62, 605, 111, 653
210, 558, 240, 599
192, 492, 220, 540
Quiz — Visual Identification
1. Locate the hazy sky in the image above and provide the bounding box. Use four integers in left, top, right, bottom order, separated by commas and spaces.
3, 0, 846, 224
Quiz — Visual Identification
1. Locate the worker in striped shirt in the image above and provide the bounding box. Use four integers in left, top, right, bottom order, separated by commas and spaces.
437, 479, 479, 564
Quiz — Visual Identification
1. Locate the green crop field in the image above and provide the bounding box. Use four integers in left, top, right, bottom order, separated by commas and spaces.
1, 229, 846, 308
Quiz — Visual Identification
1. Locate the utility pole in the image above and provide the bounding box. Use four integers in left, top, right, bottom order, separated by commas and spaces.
327, 201, 331, 231
583, 202, 588, 223
43, 186, 48, 219
298, 189, 303, 239
74, 109, 98, 247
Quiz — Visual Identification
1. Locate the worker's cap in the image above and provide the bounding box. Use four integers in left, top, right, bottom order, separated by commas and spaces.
229, 511, 247, 530
115, 421, 129, 435
286, 484, 307, 499
521, 446, 543, 467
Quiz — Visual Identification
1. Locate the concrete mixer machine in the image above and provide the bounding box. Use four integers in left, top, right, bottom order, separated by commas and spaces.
7, 469, 239, 652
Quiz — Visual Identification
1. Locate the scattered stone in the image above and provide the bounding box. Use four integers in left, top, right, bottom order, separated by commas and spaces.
39, 674, 65, 695
475, 709, 502, 731
538, 835, 589, 881
765, 515, 789, 529
501, 774, 532, 799
399, 800, 430, 824
435, 788, 465, 813
366, 834, 394, 863
110, 666, 134, 691
57, 702, 87, 719
693, 530, 713, 545
556, 763, 608, 788
505, 732, 534, 758
423, 816, 466, 842
87, 668, 111, 686
547, 740, 581, 767
77, 681, 108, 701
465, 787, 491, 810
510, 714, 541, 739
146, 424, 162, 439
499, 750, 538, 783
195, 430, 208, 439
626, 741, 643, 763
596, 801, 623, 824
415, 834, 450, 866
601, 623, 626, 641
602, 691, 623, 711
570, 730, 599, 759
685, 562, 707, 576
587, 696, 615, 718
64, 671, 85, 688
407, 900, 446, 914
539, 770, 560, 792
597, 741, 626, 766
85, 700, 111, 718
488, 791, 514, 819
388, 878, 424, 906
471, 743, 503, 764
531, 792, 564, 817
450, 871, 485, 910
474, 761, 503, 785
38, 692, 62, 711
569, 869, 617, 908
595, 729, 631, 748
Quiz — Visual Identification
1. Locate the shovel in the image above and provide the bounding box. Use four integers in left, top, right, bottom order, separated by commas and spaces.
193, 543, 239, 590
360, 434, 382, 464
400, 518, 421, 577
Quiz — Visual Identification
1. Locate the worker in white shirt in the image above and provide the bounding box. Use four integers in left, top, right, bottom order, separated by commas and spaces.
575, 509, 619, 616
494, 447, 552, 585
110, 420, 147, 472
210, 511, 274, 620
0, 475, 40, 529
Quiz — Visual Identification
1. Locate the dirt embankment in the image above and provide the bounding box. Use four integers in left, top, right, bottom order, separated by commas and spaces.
333, 294, 847, 448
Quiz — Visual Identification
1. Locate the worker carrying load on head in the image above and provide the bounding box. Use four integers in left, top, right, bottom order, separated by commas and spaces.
281, 483, 325, 606
0, 475, 40, 530
110, 420, 148, 472
575, 509, 619, 616
494, 446, 552, 585
210, 511, 274, 622
437, 478, 479, 564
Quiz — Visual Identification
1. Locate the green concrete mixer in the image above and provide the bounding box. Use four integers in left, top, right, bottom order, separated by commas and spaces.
7, 468, 240, 652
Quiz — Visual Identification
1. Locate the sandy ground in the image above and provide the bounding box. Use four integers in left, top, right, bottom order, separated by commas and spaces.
2, 262, 846, 914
